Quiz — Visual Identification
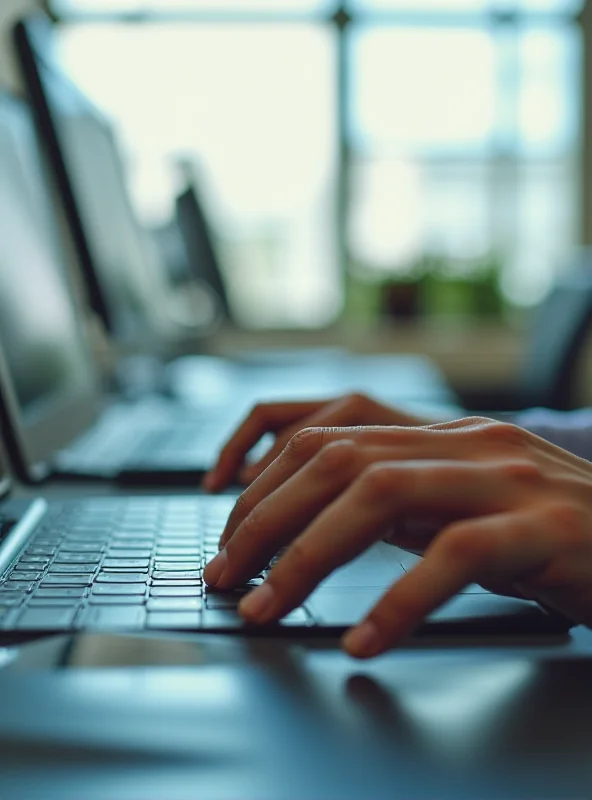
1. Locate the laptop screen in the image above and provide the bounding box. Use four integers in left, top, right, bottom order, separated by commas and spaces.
0, 95, 96, 427
18, 19, 174, 345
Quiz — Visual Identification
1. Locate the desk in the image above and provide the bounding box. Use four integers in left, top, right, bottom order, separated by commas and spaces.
0, 627, 591, 799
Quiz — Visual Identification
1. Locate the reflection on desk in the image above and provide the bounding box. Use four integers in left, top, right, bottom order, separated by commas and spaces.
0, 630, 591, 799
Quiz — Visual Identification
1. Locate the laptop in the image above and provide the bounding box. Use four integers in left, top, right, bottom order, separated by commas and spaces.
0, 92, 247, 485
0, 424, 572, 639
0, 92, 461, 489
13, 13, 459, 413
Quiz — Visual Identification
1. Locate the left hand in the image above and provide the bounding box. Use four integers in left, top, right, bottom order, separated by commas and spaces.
203, 417, 592, 658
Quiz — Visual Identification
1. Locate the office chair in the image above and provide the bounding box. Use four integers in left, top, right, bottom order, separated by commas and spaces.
458, 258, 592, 413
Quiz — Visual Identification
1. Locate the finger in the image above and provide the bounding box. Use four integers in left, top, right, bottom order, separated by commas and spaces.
203, 402, 326, 491
212, 438, 435, 586
218, 425, 473, 552
238, 394, 401, 484
215, 426, 331, 552
237, 460, 511, 625
343, 510, 557, 658
237, 420, 319, 486
204, 439, 363, 588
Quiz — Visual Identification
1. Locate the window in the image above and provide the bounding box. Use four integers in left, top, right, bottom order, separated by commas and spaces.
51, 0, 584, 325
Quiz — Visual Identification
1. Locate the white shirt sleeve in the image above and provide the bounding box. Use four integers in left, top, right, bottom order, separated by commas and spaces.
512, 408, 592, 461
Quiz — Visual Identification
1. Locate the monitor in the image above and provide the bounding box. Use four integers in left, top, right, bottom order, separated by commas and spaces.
176, 184, 231, 319
0, 94, 102, 479
14, 15, 176, 347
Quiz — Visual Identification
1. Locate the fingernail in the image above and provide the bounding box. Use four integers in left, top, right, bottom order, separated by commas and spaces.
239, 583, 276, 623
343, 621, 381, 658
203, 549, 227, 586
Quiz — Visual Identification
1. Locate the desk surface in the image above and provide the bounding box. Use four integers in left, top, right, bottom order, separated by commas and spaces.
1, 626, 591, 799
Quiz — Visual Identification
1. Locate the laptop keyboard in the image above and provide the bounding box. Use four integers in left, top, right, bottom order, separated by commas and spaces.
57, 402, 235, 473
0, 497, 311, 634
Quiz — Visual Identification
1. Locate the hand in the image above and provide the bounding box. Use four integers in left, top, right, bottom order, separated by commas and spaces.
203, 417, 592, 658
202, 393, 432, 491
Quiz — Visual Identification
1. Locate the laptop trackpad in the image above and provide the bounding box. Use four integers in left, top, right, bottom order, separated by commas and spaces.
307, 544, 571, 633
316, 542, 406, 589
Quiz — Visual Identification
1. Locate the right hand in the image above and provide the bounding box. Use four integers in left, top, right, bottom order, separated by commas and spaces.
202, 393, 433, 492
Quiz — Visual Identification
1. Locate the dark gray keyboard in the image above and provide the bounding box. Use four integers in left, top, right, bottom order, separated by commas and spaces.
0, 497, 311, 634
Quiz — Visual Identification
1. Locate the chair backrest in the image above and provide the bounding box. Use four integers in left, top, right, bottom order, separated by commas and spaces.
520, 255, 592, 410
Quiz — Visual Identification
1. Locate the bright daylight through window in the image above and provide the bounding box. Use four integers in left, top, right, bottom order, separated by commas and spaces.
51, 0, 584, 327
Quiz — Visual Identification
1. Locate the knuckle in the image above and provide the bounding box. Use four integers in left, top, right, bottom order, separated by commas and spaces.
441, 527, 496, 569
496, 459, 543, 484
479, 421, 529, 449
286, 539, 322, 579
250, 403, 271, 422
459, 415, 495, 428
284, 427, 324, 461
359, 463, 396, 502
344, 392, 371, 411
227, 501, 265, 554
227, 491, 253, 527
314, 439, 359, 476
544, 501, 588, 539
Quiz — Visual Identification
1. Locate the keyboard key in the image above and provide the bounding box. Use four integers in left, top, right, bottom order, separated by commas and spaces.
15, 557, 50, 567
35, 588, 86, 600
156, 549, 201, 557
64, 532, 110, 541
157, 537, 201, 546
95, 573, 148, 584
153, 562, 200, 572
60, 543, 105, 553
146, 612, 201, 630
79, 606, 146, 630
205, 591, 247, 609
0, 582, 35, 593
7, 572, 41, 582
89, 595, 145, 605
102, 559, 150, 570
54, 553, 102, 564
106, 549, 152, 559
0, 595, 25, 606
150, 587, 202, 598
110, 539, 153, 549
41, 575, 93, 587
28, 597, 83, 607
92, 584, 146, 596
147, 598, 202, 612
152, 571, 200, 581
26, 547, 57, 557
49, 564, 99, 574
150, 579, 201, 588
17, 607, 79, 630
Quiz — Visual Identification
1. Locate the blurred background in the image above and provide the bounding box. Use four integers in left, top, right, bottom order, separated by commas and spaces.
2, 0, 592, 395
